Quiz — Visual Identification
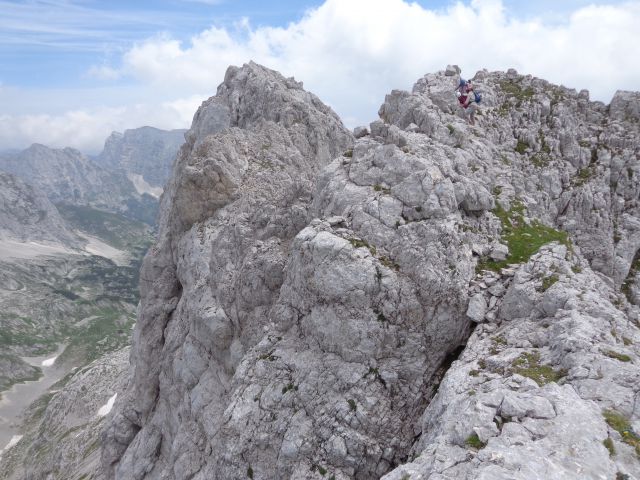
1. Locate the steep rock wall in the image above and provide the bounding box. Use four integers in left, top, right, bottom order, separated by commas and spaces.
104, 64, 640, 480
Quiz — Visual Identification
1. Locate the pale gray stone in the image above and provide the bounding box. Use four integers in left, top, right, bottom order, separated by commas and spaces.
490, 244, 509, 262
353, 126, 369, 138
467, 294, 488, 323
98, 63, 640, 480
445, 64, 461, 76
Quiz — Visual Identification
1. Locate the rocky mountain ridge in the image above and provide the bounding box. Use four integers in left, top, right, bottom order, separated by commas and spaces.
98, 63, 640, 480
0, 171, 79, 247
95, 127, 186, 197
0, 144, 157, 225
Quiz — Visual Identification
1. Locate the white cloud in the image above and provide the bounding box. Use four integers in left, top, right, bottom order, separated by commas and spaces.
86, 64, 123, 81
105, 0, 640, 116
0, 100, 195, 154
3, 0, 639, 152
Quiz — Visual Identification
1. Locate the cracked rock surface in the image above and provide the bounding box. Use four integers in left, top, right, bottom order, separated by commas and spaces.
103, 64, 640, 479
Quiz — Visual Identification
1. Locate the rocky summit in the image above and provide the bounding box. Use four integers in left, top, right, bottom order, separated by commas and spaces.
89, 62, 640, 480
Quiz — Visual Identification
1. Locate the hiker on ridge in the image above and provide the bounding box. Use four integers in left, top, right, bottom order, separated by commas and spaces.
456, 78, 479, 125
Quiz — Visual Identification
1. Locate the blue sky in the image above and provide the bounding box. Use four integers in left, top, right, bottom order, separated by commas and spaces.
1, 0, 626, 88
0, 0, 638, 152
0, 0, 324, 87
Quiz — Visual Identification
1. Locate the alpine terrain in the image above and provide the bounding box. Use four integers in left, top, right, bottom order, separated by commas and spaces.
3, 62, 640, 480
95, 127, 188, 198
0, 129, 184, 477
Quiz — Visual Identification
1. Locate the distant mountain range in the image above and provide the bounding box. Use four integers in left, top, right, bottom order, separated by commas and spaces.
95, 126, 186, 197
0, 171, 79, 247
0, 127, 185, 227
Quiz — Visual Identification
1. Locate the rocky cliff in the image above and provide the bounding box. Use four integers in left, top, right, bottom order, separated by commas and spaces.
0, 170, 78, 247
96, 127, 186, 197
102, 63, 640, 480
0, 144, 157, 224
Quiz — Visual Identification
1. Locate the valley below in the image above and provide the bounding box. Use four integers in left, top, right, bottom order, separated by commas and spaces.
0, 206, 152, 478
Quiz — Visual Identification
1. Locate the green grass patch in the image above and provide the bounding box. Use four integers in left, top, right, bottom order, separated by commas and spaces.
349, 237, 376, 256
603, 410, 640, 457
311, 464, 328, 476
56, 307, 134, 365
465, 433, 486, 449
515, 140, 529, 155
282, 383, 297, 394
602, 350, 632, 362
499, 80, 535, 101
380, 256, 399, 271
531, 153, 550, 167
540, 274, 559, 292
604, 437, 616, 456
622, 251, 640, 303
0, 326, 58, 352
511, 351, 566, 386
373, 184, 391, 194
347, 399, 357, 411
539, 131, 551, 154
56, 204, 153, 251
476, 201, 570, 272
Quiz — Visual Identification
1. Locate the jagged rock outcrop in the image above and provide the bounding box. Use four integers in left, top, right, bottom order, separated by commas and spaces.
383, 245, 640, 480
103, 62, 353, 479
0, 144, 157, 224
96, 127, 186, 197
0, 347, 130, 480
0, 171, 78, 247
103, 63, 640, 480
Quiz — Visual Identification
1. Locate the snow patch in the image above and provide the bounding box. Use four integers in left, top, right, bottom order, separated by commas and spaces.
0, 435, 23, 458
97, 393, 117, 417
79, 233, 129, 266
128, 173, 163, 198
41, 356, 57, 367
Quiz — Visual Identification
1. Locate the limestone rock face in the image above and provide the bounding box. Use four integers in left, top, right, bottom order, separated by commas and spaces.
103, 64, 640, 480
1, 348, 130, 480
0, 144, 156, 224
0, 171, 78, 246
96, 127, 186, 195
382, 246, 640, 480
102, 62, 353, 479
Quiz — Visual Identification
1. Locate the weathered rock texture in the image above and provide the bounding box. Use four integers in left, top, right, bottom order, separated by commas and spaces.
1, 347, 130, 480
96, 127, 186, 196
0, 144, 156, 224
0, 171, 78, 246
103, 64, 640, 480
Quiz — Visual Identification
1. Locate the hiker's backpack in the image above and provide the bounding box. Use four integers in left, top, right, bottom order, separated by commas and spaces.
458, 78, 481, 104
